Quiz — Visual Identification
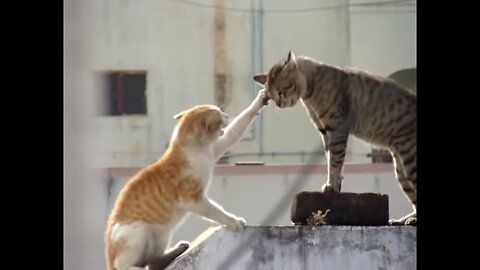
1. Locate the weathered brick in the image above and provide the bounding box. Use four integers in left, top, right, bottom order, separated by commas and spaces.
291, 192, 389, 226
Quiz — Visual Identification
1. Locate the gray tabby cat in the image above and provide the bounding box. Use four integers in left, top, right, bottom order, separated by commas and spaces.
254, 51, 416, 225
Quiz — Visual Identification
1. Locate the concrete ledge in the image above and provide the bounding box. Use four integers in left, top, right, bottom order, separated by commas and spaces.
166, 225, 416, 270
104, 163, 394, 177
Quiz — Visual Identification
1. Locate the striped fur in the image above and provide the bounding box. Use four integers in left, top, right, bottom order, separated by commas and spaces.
104, 105, 249, 270
254, 51, 416, 226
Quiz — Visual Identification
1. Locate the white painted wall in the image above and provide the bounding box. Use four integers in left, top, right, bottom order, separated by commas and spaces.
91, 0, 353, 167
65, 0, 106, 269
349, 0, 416, 156
91, 0, 415, 167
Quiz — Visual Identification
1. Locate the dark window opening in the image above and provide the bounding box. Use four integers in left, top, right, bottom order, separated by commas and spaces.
100, 71, 147, 116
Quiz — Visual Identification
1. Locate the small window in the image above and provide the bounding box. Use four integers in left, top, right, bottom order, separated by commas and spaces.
100, 71, 147, 116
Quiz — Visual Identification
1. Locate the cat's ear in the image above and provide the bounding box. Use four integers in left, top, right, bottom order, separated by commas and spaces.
287, 50, 296, 63
253, 73, 267, 85
173, 110, 186, 120
284, 50, 298, 71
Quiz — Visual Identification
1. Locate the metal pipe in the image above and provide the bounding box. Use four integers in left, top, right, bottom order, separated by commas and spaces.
243, 0, 257, 141
257, 0, 265, 154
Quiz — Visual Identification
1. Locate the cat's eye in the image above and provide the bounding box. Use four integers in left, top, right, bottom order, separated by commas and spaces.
282, 83, 294, 90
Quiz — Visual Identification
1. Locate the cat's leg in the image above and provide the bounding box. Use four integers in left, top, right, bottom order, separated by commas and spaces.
114, 250, 144, 270
189, 197, 246, 230
305, 106, 329, 155
389, 151, 417, 225
111, 222, 150, 270
390, 140, 417, 226
321, 127, 349, 193
147, 241, 190, 270
305, 112, 341, 193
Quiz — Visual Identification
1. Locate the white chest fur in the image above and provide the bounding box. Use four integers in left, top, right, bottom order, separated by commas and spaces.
184, 146, 215, 186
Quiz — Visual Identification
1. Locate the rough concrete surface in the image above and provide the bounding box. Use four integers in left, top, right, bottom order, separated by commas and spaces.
166, 225, 416, 270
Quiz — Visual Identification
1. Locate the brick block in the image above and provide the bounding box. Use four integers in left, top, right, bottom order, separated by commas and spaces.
291, 192, 389, 226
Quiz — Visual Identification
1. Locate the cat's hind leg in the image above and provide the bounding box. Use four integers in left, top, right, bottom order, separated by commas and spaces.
390, 140, 417, 226
390, 212, 416, 226
147, 241, 190, 270
110, 222, 150, 270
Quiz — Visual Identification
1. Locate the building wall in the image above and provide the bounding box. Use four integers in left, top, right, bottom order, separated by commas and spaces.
91, 0, 352, 167
92, 0, 415, 167
65, 0, 106, 269
348, 0, 416, 156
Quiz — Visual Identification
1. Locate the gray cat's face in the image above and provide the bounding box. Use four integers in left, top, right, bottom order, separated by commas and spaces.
253, 52, 306, 108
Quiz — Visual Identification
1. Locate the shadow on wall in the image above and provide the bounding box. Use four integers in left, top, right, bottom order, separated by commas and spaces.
371, 68, 417, 163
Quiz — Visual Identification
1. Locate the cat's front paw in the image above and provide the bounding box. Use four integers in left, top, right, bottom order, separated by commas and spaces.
175, 240, 190, 252
226, 216, 247, 231
321, 182, 340, 193
252, 89, 270, 112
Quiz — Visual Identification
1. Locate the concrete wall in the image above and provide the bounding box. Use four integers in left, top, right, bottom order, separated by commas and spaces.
167, 226, 416, 270
348, 0, 416, 156
91, 0, 415, 167
65, 0, 106, 269
349, 0, 416, 76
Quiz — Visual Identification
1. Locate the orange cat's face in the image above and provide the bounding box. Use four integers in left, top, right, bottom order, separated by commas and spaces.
173, 105, 229, 144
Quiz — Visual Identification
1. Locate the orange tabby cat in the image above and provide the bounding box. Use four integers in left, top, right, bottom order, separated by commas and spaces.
104, 90, 269, 270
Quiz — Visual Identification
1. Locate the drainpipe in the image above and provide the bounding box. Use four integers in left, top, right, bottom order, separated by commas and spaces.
249, 0, 265, 152
245, 0, 257, 141
257, 0, 265, 154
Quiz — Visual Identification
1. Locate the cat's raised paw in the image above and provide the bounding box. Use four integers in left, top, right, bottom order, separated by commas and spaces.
321, 183, 340, 193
